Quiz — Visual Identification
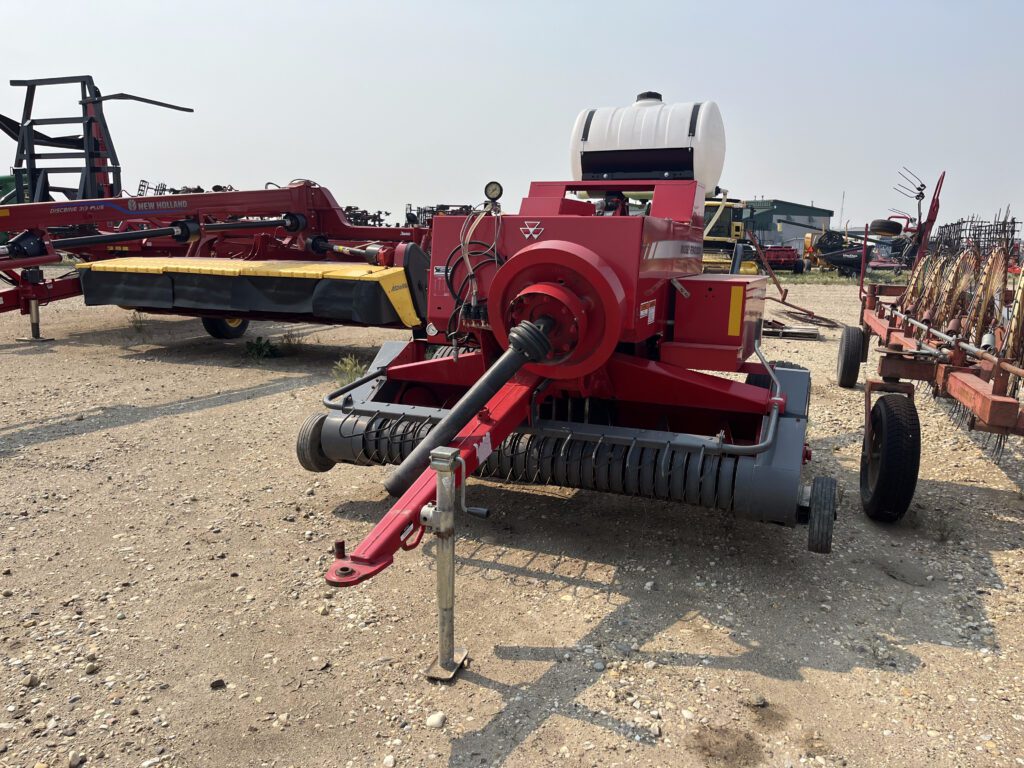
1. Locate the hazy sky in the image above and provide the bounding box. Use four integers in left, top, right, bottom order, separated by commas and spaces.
1, 0, 1020, 228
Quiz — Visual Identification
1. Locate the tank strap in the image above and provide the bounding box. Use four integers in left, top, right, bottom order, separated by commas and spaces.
581, 109, 596, 141
688, 102, 703, 137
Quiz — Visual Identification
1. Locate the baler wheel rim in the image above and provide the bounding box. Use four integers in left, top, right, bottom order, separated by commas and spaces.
837, 326, 864, 388
807, 476, 837, 554
297, 413, 335, 473
859, 395, 920, 523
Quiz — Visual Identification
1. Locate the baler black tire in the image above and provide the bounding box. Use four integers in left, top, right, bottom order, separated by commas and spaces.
202, 317, 250, 339
793, 259, 805, 274
870, 218, 903, 237
807, 476, 837, 554
745, 360, 806, 390
860, 395, 920, 523
297, 413, 335, 473
837, 326, 864, 388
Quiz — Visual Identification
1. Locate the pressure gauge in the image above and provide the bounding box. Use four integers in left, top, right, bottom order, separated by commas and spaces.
484, 180, 503, 202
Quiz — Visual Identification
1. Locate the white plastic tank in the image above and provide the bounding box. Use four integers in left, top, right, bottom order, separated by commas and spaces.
569, 92, 726, 194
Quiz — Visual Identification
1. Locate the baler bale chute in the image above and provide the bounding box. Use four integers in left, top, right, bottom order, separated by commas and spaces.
298, 93, 837, 679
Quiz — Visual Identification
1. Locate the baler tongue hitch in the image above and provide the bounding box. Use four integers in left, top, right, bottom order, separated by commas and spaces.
325, 317, 553, 588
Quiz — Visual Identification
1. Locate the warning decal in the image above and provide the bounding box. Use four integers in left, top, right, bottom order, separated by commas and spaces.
639, 300, 656, 325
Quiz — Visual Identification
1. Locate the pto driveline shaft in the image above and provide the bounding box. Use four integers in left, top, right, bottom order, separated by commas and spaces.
383, 317, 552, 497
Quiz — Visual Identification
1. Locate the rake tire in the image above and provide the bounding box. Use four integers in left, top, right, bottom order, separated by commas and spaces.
837, 325, 863, 388
860, 395, 920, 523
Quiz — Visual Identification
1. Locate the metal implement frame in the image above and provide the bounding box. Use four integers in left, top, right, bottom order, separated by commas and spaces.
859, 284, 1024, 438
1, 75, 193, 205
0, 181, 429, 333
0, 75, 430, 336
4, 76, 123, 204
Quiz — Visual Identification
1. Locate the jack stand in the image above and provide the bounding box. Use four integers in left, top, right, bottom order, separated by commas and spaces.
16, 299, 54, 343
422, 446, 468, 682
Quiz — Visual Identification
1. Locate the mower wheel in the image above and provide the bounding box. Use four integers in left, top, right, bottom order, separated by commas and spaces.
807, 476, 837, 554
793, 259, 805, 274
297, 413, 335, 473
202, 317, 250, 339
745, 360, 805, 390
870, 218, 903, 237
837, 326, 864, 388
860, 395, 920, 523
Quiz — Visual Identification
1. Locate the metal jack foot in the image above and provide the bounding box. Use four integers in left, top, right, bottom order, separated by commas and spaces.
423, 446, 468, 682
16, 300, 54, 343
425, 648, 469, 683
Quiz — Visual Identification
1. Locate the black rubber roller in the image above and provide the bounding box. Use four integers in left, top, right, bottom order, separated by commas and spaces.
383, 318, 552, 497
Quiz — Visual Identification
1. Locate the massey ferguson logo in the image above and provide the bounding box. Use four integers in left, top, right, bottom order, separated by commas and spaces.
520, 221, 544, 240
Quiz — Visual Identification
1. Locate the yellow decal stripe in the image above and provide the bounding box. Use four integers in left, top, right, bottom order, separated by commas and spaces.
728, 285, 744, 336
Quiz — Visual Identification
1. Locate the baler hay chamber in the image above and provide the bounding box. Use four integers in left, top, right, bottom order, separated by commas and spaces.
297, 93, 835, 677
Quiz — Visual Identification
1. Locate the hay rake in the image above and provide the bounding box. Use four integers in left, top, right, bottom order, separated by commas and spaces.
838, 177, 1024, 522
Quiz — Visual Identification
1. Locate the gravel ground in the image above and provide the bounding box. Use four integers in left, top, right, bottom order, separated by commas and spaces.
1, 284, 1022, 768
